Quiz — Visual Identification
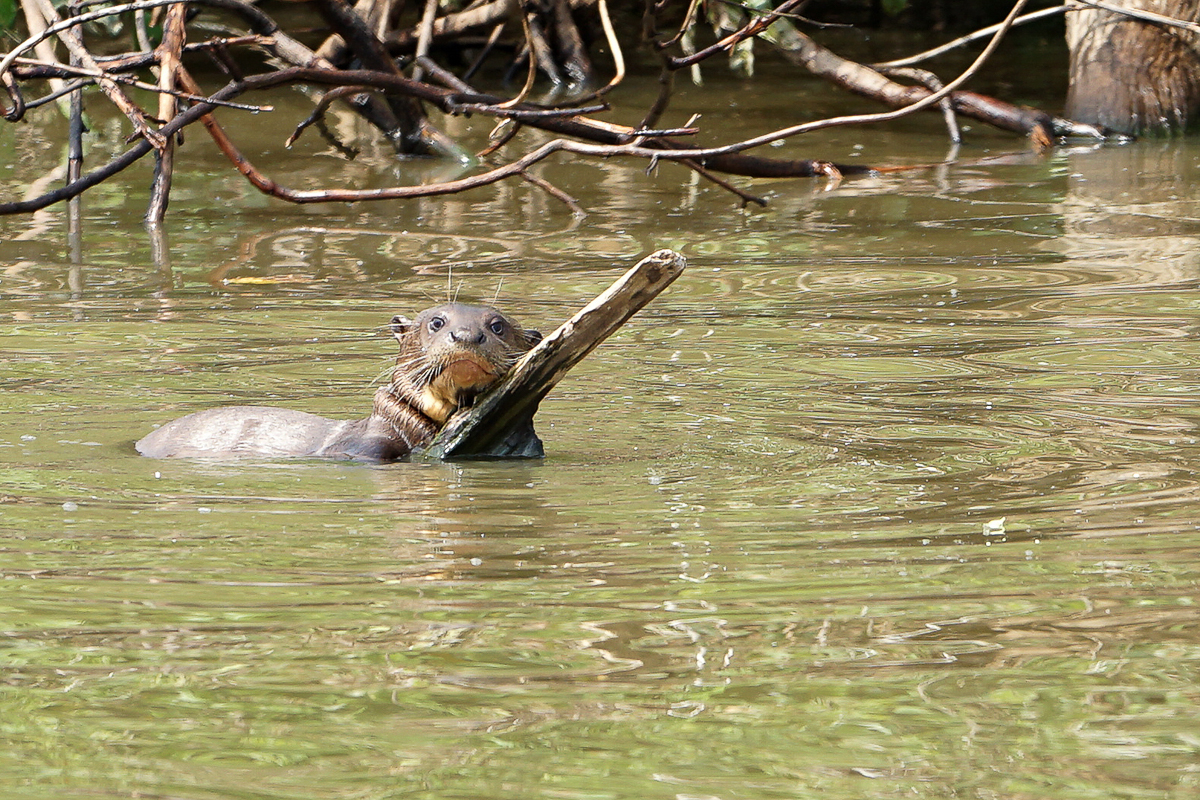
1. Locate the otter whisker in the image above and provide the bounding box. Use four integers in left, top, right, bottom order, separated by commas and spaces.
367, 362, 396, 387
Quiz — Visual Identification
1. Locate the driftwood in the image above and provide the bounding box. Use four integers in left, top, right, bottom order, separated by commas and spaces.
419, 248, 686, 460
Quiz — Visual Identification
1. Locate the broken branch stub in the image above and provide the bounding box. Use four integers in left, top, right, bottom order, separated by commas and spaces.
420, 248, 686, 460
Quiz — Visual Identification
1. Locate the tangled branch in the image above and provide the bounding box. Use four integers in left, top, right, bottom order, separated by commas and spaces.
0, 0, 1113, 223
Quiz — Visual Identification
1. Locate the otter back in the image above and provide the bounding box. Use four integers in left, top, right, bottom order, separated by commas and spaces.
135, 407, 404, 460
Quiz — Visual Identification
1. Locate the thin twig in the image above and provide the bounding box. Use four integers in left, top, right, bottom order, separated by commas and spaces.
715, 0, 828, 26
678, 158, 766, 207
642, 0, 1036, 158
24, 77, 86, 109
204, 39, 246, 81
452, 101, 609, 118
13, 58, 272, 110
655, 0, 703, 50
666, 0, 810, 70
284, 84, 367, 149
519, 169, 584, 215
479, 118, 521, 158
873, 5, 1069, 69
1, 0, 278, 77
877, 66, 960, 143
622, 126, 701, 140
637, 63, 675, 132
593, 0, 625, 96
0, 0, 280, 120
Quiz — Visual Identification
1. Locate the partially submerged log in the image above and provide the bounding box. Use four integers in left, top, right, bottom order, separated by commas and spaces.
418, 248, 686, 460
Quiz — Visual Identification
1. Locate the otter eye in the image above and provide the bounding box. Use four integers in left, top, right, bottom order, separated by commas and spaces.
489, 319, 506, 335
428, 316, 445, 332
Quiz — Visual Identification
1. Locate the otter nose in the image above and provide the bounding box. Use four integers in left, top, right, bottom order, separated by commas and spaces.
449, 327, 486, 345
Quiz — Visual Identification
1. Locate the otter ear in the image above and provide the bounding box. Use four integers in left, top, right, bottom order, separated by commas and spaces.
390, 314, 416, 342
523, 328, 543, 348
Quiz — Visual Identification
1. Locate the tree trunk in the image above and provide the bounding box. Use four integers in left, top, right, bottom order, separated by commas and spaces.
1066, 1, 1200, 135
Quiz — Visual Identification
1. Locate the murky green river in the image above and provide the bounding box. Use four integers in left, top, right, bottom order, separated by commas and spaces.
3, 44, 1199, 799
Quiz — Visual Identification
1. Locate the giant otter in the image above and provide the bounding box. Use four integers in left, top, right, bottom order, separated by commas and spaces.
135, 303, 542, 461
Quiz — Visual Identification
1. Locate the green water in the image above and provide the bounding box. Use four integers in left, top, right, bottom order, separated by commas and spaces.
3, 59, 1200, 799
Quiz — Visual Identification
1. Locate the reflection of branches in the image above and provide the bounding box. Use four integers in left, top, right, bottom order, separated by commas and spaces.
1, 0, 1115, 223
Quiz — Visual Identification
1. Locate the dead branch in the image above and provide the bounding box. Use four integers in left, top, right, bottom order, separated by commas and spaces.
0, 0, 1118, 223
146, 2, 189, 225
519, 169, 584, 216
551, 0, 595, 86
23, 0, 163, 146
591, 0, 624, 96
663, 0, 810, 69
410, 0, 439, 82
769, 0, 1081, 142
284, 85, 368, 150
310, 0, 459, 157
385, 0, 516, 51
12, 57, 270, 110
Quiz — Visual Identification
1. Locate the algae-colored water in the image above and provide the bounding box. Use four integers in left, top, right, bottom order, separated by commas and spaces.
2, 48, 1199, 799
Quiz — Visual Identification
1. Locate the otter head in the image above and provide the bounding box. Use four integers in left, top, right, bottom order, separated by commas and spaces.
389, 303, 542, 424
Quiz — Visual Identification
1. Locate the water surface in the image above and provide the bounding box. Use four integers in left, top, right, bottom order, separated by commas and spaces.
2, 53, 1200, 800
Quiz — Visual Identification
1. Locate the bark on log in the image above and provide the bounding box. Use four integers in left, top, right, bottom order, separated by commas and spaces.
1066, 1, 1200, 135
419, 248, 686, 460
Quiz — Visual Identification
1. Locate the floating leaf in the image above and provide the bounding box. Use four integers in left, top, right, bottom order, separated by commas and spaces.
982, 517, 1007, 536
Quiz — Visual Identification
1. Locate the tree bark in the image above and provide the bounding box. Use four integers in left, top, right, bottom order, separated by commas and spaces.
1066, 1, 1200, 135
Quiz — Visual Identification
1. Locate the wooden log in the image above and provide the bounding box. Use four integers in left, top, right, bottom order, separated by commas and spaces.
419, 248, 686, 460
